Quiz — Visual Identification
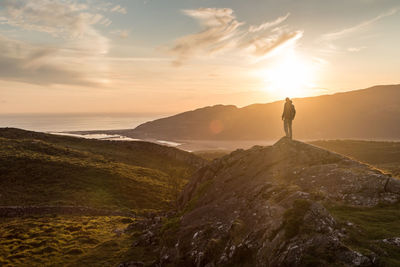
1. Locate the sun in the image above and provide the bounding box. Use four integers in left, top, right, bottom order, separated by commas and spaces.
259, 50, 317, 98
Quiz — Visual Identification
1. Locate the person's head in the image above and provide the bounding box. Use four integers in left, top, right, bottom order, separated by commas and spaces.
285, 97, 290, 102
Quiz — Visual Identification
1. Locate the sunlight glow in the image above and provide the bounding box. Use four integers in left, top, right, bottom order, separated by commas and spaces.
259, 50, 317, 98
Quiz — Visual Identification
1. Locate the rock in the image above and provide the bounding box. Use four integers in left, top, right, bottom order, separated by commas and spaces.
156, 137, 400, 266
381, 237, 400, 247
118, 261, 145, 267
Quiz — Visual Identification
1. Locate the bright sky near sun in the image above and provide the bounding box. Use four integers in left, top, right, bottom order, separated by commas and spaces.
0, 0, 399, 114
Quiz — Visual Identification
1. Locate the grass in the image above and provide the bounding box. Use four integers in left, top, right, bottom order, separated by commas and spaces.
311, 140, 400, 177
0, 128, 203, 265
282, 199, 312, 239
160, 216, 181, 247
0, 137, 173, 210
182, 179, 214, 214
328, 202, 400, 266
0, 128, 202, 177
0, 215, 137, 266
0, 128, 203, 211
194, 150, 230, 161
269, 199, 311, 241
5, 129, 400, 265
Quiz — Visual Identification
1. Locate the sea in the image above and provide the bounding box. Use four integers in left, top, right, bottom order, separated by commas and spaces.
0, 113, 271, 151
0, 113, 186, 147
0, 113, 168, 133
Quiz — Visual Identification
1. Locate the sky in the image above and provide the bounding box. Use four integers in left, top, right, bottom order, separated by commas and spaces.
0, 0, 399, 114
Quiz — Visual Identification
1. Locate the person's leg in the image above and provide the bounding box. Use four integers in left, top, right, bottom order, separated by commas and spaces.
284, 120, 289, 137
288, 120, 293, 139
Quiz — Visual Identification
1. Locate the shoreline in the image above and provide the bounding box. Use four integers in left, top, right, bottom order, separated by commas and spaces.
50, 131, 276, 152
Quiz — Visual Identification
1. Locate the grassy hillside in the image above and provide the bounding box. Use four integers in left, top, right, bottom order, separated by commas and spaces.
311, 140, 400, 177
194, 150, 230, 161
328, 202, 400, 266
0, 128, 204, 176
0, 215, 136, 266
0, 128, 206, 266
0, 128, 205, 211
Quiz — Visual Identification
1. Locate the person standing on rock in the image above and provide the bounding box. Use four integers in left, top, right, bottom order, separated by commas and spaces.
281, 97, 296, 139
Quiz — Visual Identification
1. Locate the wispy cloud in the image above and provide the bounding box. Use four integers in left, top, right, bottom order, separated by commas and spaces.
110, 5, 127, 15
0, 0, 120, 86
0, 34, 96, 86
169, 8, 244, 66
1, 0, 100, 37
0, 0, 111, 53
111, 29, 129, 38
244, 29, 303, 61
169, 8, 301, 65
249, 13, 290, 33
347, 46, 367, 52
321, 8, 398, 41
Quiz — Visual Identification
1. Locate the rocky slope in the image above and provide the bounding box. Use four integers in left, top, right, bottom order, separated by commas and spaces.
150, 137, 400, 266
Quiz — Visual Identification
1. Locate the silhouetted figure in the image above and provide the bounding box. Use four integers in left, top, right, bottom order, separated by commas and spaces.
281, 97, 296, 139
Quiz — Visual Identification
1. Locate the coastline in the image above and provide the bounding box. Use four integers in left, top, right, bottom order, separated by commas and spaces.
50, 131, 275, 152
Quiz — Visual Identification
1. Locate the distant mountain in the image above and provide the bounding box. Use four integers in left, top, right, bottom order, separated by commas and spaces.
122, 84, 400, 141
0, 128, 205, 211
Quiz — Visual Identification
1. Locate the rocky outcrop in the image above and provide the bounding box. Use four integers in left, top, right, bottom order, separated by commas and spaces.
156, 137, 400, 266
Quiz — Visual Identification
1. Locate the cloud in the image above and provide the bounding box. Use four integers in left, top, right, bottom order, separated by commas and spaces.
321, 8, 397, 40
244, 30, 303, 60
111, 29, 129, 38
2, 0, 88, 37
0, 34, 96, 86
169, 8, 244, 65
347, 46, 367, 52
249, 13, 290, 33
110, 5, 127, 15
169, 8, 301, 65
0, 0, 119, 86
0, 0, 110, 53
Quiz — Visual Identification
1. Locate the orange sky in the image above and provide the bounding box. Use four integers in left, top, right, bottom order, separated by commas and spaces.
0, 0, 399, 114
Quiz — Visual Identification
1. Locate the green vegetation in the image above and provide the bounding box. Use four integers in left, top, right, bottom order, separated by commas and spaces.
0, 128, 205, 266
194, 150, 230, 161
269, 199, 312, 241
0, 137, 174, 210
0, 215, 136, 266
328, 202, 400, 266
182, 179, 214, 214
160, 216, 181, 246
311, 140, 400, 177
282, 199, 312, 239
0, 128, 203, 211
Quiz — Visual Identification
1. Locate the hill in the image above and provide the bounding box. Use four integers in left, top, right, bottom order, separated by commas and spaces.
110, 84, 400, 141
311, 140, 400, 178
127, 138, 400, 266
0, 128, 206, 266
0, 128, 205, 211
194, 140, 400, 178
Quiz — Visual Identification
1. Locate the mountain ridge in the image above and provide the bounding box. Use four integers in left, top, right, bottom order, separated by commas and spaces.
113, 84, 400, 141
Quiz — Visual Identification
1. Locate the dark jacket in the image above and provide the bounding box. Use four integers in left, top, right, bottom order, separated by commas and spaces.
282, 100, 296, 120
